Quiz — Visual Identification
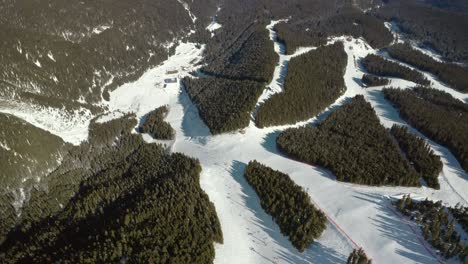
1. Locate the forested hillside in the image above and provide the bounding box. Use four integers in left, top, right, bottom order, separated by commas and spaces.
0, 113, 70, 194
0, 114, 222, 263
0, 114, 145, 241
0, 144, 222, 263
361, 54, 430, 85
383, 87, 468, 172
386, 43, 468, 93
277, 95, 420, 186
0, 0, 217, 112
256, 42, 347, 127
390, 125, 443, 189
244, 161, 327, 252
201, 23, 278, 83
374, 0, 468, 62
274, 5, 392, 54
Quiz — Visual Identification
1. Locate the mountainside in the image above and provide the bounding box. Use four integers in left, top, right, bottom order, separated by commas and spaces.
0, 0, 467, 263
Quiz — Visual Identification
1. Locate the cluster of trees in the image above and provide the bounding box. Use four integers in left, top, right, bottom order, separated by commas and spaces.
0, 140, 222, 263
244, 161, 327, 252
361, 54, 430, 86
138, 105, 175, 140
256, 42, 347, 127
390, 125, 443, 189
347, 248, 372, 264
373, 0, 468, 62
395, 195, 467, 261
182, 76, 263, 134
361, 74, 389, 87
386, 43, 468, 93
274, 5, 393, 55
277, 95, 420, 186
383, 87, 468, 172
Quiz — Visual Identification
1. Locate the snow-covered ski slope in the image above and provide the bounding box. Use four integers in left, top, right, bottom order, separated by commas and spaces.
99, 20, 467, 264
2, 18, 466, 263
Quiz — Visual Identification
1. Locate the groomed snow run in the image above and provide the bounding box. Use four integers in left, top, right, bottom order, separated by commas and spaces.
101, 20, 467, 264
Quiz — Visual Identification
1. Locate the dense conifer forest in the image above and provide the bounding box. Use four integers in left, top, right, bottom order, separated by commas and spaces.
386, 44, 468, 93
201, 24, 278, 83
273, 6, 393, 55
390, 125, 442, 189
361, 74, 389, 87
0, 115, 223, 263
277, 95, 420, 186
0, 113, 70, 191
138, 105, 175, 140
256, 42, 347, 127
244, 161, 327, 252
0, 114, 146, 241
0, 144, 222, 263
373, 0, 468, 62
394, 195, 467, 261
182, 77, 264, 134
183, 21, 280, 134
361, 54, 430, 86
383, 87, 468, 172
0, 115, 222, 263
347, 248, 372, 264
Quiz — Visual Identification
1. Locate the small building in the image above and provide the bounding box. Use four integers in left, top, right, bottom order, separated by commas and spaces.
164, 78, 178, 84
166, 67, 178, 74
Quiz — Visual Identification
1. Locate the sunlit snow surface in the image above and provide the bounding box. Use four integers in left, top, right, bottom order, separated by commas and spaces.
1, 18, 466, 263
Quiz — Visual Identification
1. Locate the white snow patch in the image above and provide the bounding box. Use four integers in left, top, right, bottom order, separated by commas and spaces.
0, 141, 11, 151
206, 21, 222, 32
177, 0, 197, 23
95, 110, 126, 124
12, 188, 26, 216
92, 25, 111, 35
0, 101, 93, 145
47, 51, 56, 62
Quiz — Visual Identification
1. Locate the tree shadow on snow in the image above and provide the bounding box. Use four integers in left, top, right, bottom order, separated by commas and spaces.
177, 86, 211, 145
353, 192, 440, 264
229, 160, 346, 264
352, 77, 364, 87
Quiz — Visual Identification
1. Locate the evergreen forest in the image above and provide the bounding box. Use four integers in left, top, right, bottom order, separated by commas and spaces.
244, 161, 327, 252
361, 54, 430, 86
256, 42, 347, 127
383, 87, 468, 172
276, 95, 420, 186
